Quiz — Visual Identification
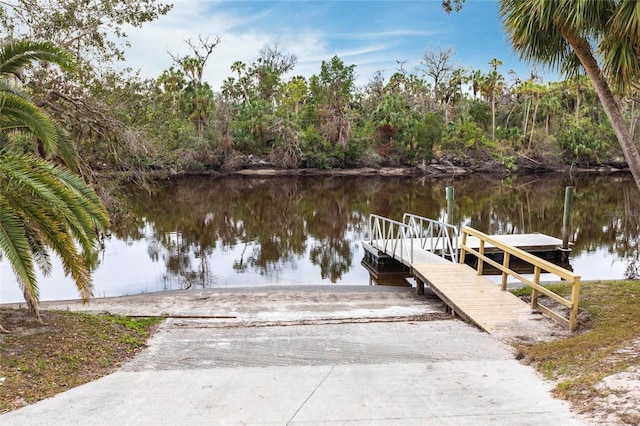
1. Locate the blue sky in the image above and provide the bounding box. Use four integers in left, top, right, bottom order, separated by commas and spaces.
124, 0, 555, 90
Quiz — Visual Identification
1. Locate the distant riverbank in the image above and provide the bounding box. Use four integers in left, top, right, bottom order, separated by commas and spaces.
106, 154, 632, 181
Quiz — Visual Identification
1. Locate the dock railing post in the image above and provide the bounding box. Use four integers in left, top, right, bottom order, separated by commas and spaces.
531, 266, 541, 308
501, 252, 511, 290
459, 228, 467, 264
477, 240, 485, 275
569, 277, 581, 331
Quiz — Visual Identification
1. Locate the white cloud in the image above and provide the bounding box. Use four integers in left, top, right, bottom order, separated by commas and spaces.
123, 1, 335, 88
119, 0, 548, 91
120, 1, 429, 90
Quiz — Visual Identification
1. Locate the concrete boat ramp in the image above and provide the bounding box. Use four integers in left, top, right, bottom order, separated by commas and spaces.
1, 286, 586, 425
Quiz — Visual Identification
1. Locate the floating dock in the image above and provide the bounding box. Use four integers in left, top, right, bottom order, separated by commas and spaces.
362, 233, 565, 272
362, 213, 581, 333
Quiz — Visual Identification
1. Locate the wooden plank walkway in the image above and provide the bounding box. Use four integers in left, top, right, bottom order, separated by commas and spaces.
363, 229, 570, 337
412, 263, 536, 335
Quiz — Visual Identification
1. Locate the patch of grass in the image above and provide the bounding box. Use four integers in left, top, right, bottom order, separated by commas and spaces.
104, 315, 161, 336
509, 282, 573, 298
515, 280, 640, 416
0, 309, 161, 414
104, 315, 162, 347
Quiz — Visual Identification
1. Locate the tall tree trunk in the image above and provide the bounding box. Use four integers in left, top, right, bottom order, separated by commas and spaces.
528, 98, 539, 150
564, 31, 640, 190
629, 99, 638, 140
545, 112, 550, 135
491, 95, 496, 141
505, 104, 516, 127
523, 98, 530, 135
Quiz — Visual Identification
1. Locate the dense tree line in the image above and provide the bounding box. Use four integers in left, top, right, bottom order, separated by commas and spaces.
119, 43, 637, 173
0, 0, 638, 178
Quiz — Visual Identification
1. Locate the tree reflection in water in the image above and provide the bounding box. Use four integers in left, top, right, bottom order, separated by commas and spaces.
107, 173, 640, 291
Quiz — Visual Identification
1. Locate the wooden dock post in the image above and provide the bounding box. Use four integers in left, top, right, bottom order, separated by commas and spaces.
445, 187, 454, 224
561, 186, 574, 265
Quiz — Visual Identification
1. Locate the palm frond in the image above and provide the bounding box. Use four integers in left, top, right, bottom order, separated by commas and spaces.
0, 194, 39, 311
54, 125, 79, 171
0, 40, 72, 78
610, 0, 640, 39
0, 39, 104, 317
601, 0, 640, 92
0, 91, 59, 152
3, 151, 97, 254
499, 0, 573, 72
0, 79, 32, 99
0, 148, 108, 304
25, 227, 52, 277
10, 185, 93, 301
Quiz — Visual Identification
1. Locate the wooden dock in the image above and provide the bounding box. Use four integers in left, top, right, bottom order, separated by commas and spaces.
364, 235, 564, 336
412, 263, 533, 335
364, 214, 581, 335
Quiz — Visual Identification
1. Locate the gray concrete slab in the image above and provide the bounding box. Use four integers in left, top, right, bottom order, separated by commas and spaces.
1, 318, 585, 425
6, 286, 445, 324
123, 320, 508, 370
0, 362, 584, 426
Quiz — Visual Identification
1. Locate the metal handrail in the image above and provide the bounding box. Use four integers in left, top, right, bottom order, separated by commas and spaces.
402, 213, 459, 263
368, 213, 459, 264
368, 214, 414, 263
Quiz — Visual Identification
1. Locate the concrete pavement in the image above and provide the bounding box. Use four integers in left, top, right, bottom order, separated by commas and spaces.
0, 286, 586, 425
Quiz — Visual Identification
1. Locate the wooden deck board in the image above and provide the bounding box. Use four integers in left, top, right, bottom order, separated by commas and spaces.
412, 263, 533, 334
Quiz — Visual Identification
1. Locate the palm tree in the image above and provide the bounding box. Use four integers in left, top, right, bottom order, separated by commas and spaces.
469, 69, 482, 99
541, 82, 564, 135
0, 40, 109, 324
526, 82, 549, 150
565, 74, 591, 123
230, 61, 250, 105
480, 60, 504, 142
499, 0, 640, 190
514, 79, 533, 136
157, 67, 186, 114
488, 57, 503, 73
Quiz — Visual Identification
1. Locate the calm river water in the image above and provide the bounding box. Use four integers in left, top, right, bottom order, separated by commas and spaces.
1, 173, 639, 303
